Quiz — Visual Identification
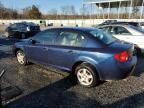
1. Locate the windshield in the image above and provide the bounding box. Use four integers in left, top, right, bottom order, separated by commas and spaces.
89, 29, 117, 45
129, 25, 144, 34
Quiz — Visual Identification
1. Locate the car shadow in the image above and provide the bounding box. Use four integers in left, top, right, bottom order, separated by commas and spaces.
4, 74, 77, 108
4, 73, 144, 108
133, 55, 144, 77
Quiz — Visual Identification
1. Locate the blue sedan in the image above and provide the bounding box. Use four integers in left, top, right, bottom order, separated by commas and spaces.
13, 27, 137, 87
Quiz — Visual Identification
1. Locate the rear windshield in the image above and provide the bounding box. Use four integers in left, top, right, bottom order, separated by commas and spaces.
89, 29, 117, 45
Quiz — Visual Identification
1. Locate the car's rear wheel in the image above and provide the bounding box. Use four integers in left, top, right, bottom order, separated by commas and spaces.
75, 63, 99, 88
134, 45, 142, 56
16, 50, 27, 65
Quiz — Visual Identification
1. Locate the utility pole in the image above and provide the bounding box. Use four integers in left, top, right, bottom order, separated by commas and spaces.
129, 0, 133, 19
108, 2, 110, 19
118, 1, 122, 19
140, 0, 144, 19
82, 0, 84, 27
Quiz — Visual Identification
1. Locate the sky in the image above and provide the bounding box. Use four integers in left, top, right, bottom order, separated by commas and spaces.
0, 0, 83, 14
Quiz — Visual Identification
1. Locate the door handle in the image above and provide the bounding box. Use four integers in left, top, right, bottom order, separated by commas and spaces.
43, 47, 49, 51
68, 50, 74, 53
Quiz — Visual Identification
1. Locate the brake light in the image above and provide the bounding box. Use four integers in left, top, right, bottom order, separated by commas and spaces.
114, 51, 129, 63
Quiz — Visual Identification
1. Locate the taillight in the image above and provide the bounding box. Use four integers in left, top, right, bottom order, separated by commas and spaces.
114, 51, 129, 63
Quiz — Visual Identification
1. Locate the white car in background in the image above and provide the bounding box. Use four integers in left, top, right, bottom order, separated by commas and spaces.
97, 24, 144, 53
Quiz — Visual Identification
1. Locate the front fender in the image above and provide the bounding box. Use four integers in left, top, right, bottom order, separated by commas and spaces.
14, 43, 26, 55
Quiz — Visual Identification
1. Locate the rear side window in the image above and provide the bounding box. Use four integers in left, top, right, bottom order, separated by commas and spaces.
57, 31, 86, 47
33, 30, 57, 44
90, 29, 116, 45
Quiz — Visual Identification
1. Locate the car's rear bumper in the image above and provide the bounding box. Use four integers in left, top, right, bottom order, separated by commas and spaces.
97, 55, 137, 81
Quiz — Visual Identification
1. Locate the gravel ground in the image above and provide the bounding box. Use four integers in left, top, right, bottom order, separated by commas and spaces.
0, 36, 144, 108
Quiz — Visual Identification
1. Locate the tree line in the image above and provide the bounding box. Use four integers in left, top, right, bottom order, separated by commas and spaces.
0, 2, 143, 19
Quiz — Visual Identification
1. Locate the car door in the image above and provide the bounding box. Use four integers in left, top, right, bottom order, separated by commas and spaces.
25, 30, 57, 64
47, 30, 87, 71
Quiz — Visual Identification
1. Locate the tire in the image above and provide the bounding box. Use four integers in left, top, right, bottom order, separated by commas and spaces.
75, 63, 99, 88
16, 50, 27, 65
134, 45, 142, 56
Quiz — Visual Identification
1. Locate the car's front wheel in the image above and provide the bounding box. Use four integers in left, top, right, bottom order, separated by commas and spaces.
75, 63, 99, 88
16, 50, 27, 65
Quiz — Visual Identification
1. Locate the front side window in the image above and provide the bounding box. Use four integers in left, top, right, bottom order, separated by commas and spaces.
57, 31, 86, 47
32, 30, 57, 44
129, 25, 144, 34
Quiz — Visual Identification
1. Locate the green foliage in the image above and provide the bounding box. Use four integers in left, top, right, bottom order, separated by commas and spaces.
28, 5, 42, 19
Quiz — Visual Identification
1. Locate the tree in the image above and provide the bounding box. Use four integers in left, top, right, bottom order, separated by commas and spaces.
22, 7, 31, 19
28, 5, 42, 19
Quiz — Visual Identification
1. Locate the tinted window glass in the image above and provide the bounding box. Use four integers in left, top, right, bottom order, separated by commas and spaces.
16, 23, 26, 28
33, 30, 57, 44
57, 31, 86, 47
113, 27, 131, 35
10, 24, 17, 28
103, 26, 112, 33
90, 29, 116, 45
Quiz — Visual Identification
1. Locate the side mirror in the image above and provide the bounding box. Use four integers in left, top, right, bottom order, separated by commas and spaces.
6, 27, 11, 32
110, 31, 114, 34
29, 39, 36, 44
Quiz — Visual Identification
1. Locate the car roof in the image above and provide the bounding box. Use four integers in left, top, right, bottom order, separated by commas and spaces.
46, 27, 97, 32
11, 22, 37, 26
99, 21, 140, 26
97, 24, 129, 28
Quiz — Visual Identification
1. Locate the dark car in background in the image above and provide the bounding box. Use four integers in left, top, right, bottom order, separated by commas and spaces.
13, 27, 137, 87
5, 22, 40, 39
